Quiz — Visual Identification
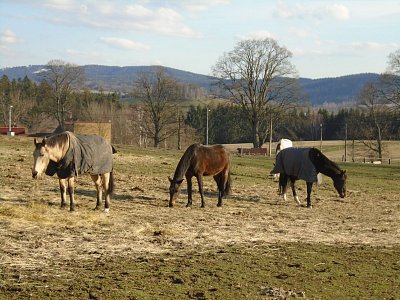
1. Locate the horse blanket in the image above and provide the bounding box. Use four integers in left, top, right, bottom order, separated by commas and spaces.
271, 147, 318, 183
46, 132, 114, 179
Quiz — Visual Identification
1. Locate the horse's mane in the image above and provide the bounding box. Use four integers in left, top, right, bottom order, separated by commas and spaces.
46, 131, 70, 149
173, 143, 198, 181
311, 148, 342, 174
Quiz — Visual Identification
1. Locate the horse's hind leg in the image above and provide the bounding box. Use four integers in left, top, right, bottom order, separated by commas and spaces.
59, 178, 67, 209
91, 174, 103, 210
279, 173, 288, 200
102, 173, 111, 213
289, 177, 301, 206
213, 173, 223, 207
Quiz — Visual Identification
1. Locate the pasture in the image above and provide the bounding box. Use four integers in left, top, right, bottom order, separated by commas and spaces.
0, 135, 399, 299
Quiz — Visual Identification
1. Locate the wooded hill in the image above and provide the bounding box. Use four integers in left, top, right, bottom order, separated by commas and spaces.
0, 65, 379, 105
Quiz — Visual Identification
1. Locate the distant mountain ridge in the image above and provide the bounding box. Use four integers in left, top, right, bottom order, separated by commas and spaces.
0, 65, 379, 105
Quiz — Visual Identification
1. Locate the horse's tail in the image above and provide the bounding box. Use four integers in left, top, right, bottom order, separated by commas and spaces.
224, 170, 232, 197
223, 152, 232, 197
108, 170, 115, 195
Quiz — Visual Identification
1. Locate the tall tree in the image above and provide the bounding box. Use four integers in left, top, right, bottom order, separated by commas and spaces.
212, 38, 302, 147
379, 49, 400, 108
133, 67, 181, 147
40, 60, 84, 130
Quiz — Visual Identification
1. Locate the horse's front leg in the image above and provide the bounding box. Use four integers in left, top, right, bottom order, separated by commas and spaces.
186, 174, 193, 207
196, 174, 205, 208
306, 182, 313, 208
67, 177, 75, 211
59, 178, 67, 209
91, 174, 103, 210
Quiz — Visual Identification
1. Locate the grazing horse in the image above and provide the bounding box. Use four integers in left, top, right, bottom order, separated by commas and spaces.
168, 143, 231, 208
271, 147, 346, 208
32, 131, 115, 212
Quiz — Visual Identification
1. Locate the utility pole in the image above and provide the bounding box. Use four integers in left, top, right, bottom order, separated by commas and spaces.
206, 106, 209, 145
8, 105, 13, 135
177, 109, 181, 150
268, 117, 273, 157
319, 123, 322, 151
344, 123, 347, 162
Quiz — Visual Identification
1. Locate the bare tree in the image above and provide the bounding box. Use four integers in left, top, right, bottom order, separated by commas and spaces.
40, 60, 84, 130
212, 38, 301, 148
133, 66, 181, 147
357, 82, 391, 160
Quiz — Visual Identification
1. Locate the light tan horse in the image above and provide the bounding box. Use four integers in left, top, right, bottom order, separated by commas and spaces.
32, 131, 115, 212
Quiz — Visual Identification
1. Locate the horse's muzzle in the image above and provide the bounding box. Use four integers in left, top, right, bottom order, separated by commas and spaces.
32, 171, 38, 179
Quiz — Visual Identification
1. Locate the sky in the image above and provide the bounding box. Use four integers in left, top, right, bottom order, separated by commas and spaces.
0, 0, 399, 79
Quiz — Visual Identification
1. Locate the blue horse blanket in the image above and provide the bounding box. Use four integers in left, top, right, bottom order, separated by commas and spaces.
46, 132, 114, 179
271, 147, 318, 183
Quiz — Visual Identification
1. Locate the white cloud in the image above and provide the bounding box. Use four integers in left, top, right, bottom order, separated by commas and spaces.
182, 0, 230, 12
326, 4, 350, 20
274, 1, 350, 21
99, 37, 150, 51
42, 0, 76, 11
351, 42, 399, 51
1, 29, 20, 45
288, 27, 310, 38
237, 30, 276, 41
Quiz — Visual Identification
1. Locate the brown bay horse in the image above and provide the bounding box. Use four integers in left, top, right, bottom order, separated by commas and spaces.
32, 131, 115, 212
168, 143, 232, 208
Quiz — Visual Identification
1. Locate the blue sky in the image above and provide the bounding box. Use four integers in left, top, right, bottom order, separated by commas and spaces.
0, 0, 399, 79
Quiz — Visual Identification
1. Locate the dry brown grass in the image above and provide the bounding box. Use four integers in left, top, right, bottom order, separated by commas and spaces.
1, 135, 400, 298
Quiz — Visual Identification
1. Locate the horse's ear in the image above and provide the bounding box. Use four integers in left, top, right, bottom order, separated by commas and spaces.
41, 138, 46, 146
34, 138, 37, 145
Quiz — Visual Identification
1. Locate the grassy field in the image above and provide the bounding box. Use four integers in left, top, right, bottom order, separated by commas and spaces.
0, 135, 399, 299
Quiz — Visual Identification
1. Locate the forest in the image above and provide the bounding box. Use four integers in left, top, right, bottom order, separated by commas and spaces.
1, 73, 399, 146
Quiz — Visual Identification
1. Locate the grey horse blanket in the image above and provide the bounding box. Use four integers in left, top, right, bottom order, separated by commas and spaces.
46, 132, 114, 179
271, 147, 318, 183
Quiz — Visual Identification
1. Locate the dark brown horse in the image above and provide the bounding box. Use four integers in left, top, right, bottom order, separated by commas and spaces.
32, 131, 115, 212
271, 147, 347, 208
168, 143, 231, 208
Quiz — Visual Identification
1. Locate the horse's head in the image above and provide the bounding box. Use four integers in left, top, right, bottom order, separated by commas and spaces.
333, 170, 347, 198
168, 176, 184, 207
32, 138, 50, 179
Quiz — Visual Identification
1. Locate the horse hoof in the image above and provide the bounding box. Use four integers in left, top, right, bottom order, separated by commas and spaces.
104, 208, 110, 213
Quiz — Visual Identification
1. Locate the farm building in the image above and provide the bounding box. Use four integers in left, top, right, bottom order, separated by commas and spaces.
65, 121, 112, 143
